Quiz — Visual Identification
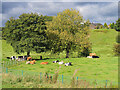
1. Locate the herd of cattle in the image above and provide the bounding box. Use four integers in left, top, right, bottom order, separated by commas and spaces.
7, 56, 28, 61
6, 53, 99, 66
53, 60, 72, 66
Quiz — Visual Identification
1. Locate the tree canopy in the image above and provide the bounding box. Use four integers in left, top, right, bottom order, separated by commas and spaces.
2, 13, 52, 56
115, 18, 120, 31
46, 9, 91, 58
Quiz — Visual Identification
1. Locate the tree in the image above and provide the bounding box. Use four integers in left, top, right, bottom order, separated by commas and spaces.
100, 25, 103, 29
96, 25, 99, 29
46, 9, 91, 58
2, 13, 52, 56
115, 18, 120, 31
104, 23, 108, 29
110, 22, 115, 29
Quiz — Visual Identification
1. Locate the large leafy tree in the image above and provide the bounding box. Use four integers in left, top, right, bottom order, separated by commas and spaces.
2, 13, 52, 56
46, 9, 91, 58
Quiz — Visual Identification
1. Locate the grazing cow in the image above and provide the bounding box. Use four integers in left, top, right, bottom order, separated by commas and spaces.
89, 53, 96, 56
65, 62, 72, 66
27, 57, 32, 61
53, 60, 59, 63
11, 56, 16, 60
58, 61, 64, 65
24, 56, 28, 60
18, 56, 28, 61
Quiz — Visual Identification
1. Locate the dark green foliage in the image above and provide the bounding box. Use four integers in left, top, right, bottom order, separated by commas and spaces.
115, 18, 120, 31
113, 44, 120, 56
116, 32, 120, 43
2, 13, 52, 56
110, 22, 115, 29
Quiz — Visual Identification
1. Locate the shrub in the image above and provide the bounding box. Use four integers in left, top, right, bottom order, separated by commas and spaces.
113, 44, 120, 56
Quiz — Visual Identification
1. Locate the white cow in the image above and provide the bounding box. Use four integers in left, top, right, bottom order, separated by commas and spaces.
87, 56, 92, 58
58, 61, 64, 65
26, 61, 30, 64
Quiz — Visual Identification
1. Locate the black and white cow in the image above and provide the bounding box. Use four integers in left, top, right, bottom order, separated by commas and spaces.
65, 62, 72, 66
53, 60, 59, 63
18, 56, 28, 61
11, 56, 16, 60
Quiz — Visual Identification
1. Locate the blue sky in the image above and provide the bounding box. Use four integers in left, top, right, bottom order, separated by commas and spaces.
0, 0, 119, 27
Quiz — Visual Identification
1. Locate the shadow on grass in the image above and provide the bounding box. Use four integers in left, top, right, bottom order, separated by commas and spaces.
32, 58, 56, 61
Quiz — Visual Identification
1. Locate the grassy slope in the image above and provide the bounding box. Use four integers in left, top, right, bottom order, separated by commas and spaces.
2, 29, 118, 83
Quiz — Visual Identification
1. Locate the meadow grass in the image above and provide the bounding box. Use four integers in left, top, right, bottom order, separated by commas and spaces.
1, 29, 119, 87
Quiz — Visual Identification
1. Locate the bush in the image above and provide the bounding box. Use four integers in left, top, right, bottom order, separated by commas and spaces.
113, 44, 120, 56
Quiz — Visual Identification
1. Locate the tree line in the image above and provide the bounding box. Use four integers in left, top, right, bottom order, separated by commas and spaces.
95, 21, 120, 30
2, 9, 91, 58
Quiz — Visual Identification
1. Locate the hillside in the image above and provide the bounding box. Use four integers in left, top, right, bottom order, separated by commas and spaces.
2, 29, 118, 58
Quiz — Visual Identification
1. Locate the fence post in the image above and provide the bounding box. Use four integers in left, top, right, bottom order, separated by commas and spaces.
3, 61, 4, 67
77, 77, 78, 86
22, 70, 23, 76
40, 72, 42, 80
62, 75, 63, 84
6, 68, 8, 73
106, 80, 108, 88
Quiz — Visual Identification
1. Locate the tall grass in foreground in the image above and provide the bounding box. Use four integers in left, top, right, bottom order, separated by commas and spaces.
2, 73, 118, 88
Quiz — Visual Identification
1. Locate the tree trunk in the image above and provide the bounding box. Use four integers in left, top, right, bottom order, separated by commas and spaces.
66, 50, 69, 58
40, 56, 42, 60
27, 51, 30, 57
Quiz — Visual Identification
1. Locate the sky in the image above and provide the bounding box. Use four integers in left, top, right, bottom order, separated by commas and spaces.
0, 0, 119, 27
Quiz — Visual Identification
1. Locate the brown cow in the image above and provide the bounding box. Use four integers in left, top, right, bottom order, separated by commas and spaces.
40, 62, 48, 64
27, 57, 32, 61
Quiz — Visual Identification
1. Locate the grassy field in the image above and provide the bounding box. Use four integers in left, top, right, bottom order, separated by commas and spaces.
2, 29, 118, 87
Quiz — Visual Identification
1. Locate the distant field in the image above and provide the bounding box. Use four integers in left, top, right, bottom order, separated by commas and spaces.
2, 29, 118, 87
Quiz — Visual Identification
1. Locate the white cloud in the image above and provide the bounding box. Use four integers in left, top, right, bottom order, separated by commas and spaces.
1, 2, 118, 26
76, 2, 118, 24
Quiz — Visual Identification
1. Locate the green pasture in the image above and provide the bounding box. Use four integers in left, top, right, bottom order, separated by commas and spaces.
2, 29, 118, 84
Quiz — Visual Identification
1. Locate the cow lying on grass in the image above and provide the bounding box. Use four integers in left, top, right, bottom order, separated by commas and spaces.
53, 60, 59, 63
87, 53, 99, 58
65, 62, 72, 66
11, 56, 16, 60
40, 62, 48, 64
26, 60, 36, 65
87, 56, 99, 58
58, 61, 64, 65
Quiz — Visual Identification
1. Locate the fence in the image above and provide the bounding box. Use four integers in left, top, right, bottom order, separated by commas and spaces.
2, 67, 118, 88
1, 60, 24, 68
